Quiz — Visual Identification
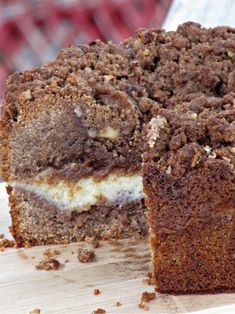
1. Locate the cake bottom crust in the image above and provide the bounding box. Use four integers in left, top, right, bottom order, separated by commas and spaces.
9, 187, 148, 247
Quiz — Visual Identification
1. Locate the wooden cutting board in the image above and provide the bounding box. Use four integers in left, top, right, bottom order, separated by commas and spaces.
0, 183, 234, 314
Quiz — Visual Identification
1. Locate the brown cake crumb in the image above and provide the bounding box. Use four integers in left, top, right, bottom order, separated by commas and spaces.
138, 291, 156, 311
78, 248, 96, 263
115, 302, 122, 307
43, 248, 60, 258
92, 309, 106, 314
85, 236, 100, 248
0, 233, 4, 239
64, 259, 70, 263
138, 302, 149, 311
93, 288, 101, 295
141, 291, 156, 303
0, 238, 16, 251
29, 309, 41, 314
36, 258, 62, 270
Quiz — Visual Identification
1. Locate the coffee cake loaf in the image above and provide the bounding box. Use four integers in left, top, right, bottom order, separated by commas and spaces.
0, 20, 235, 283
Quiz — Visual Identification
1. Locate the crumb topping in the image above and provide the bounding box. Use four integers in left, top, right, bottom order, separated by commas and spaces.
147, 116, 168, 148
3, 22, 235, 183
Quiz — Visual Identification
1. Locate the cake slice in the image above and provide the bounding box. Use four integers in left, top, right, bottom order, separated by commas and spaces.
0, 25, 175, 247
143, 95, 235, 293
0, 40, 150, 246
142, 22, 235, 294
1, 35, 165, 246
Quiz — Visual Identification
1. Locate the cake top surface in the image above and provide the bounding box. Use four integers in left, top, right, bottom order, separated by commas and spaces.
1, 22, 235, 181
3, 22, 235, 124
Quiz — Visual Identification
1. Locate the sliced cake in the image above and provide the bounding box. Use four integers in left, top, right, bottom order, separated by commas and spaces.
0, 41, 149, 246
0, 21, 235, 268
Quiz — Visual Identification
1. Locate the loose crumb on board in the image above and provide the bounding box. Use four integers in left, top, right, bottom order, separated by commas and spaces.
93, 288, 101, 295
138, 302, 149, 311
141, 291, 156, 303
43, 248, 60, 258
0, 233, 4, 238
85, 236, 100, 248
78, 248, 96, 263
0, 237, 16, 252
115, 302, 122, 307
29, 308, 41, 314
138, 291, 156, 311
92, 309, 106, 314
36, 258, 62, 271
64, 259, 70, 263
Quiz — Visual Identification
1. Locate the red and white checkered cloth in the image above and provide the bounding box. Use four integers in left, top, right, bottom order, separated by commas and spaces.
0, 0, 172, 99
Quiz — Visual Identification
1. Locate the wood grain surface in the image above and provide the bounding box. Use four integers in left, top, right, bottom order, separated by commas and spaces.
0, 183, 234, 314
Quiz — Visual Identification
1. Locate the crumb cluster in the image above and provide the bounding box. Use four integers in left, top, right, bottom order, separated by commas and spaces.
43, 248, 60, 258
36, 258, 62, 271
92, 309, 106, 314
138, 291, 156, 311
0, 234, 16, 252
93, 288, 101, 295
29, 309, 41, 314
78, 248, 96, 263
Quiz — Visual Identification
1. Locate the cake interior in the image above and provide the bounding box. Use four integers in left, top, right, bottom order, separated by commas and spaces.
10, 187, 147, 246
9, 170, 147, 246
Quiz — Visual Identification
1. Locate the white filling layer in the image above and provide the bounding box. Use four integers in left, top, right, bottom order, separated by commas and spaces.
10, 173, 144, 212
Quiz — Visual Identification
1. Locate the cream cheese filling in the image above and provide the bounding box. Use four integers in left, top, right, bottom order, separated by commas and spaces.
10, 172, 144, 213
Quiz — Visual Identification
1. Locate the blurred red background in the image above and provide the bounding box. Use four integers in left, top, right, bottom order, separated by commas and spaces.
0, 0, 172, 99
